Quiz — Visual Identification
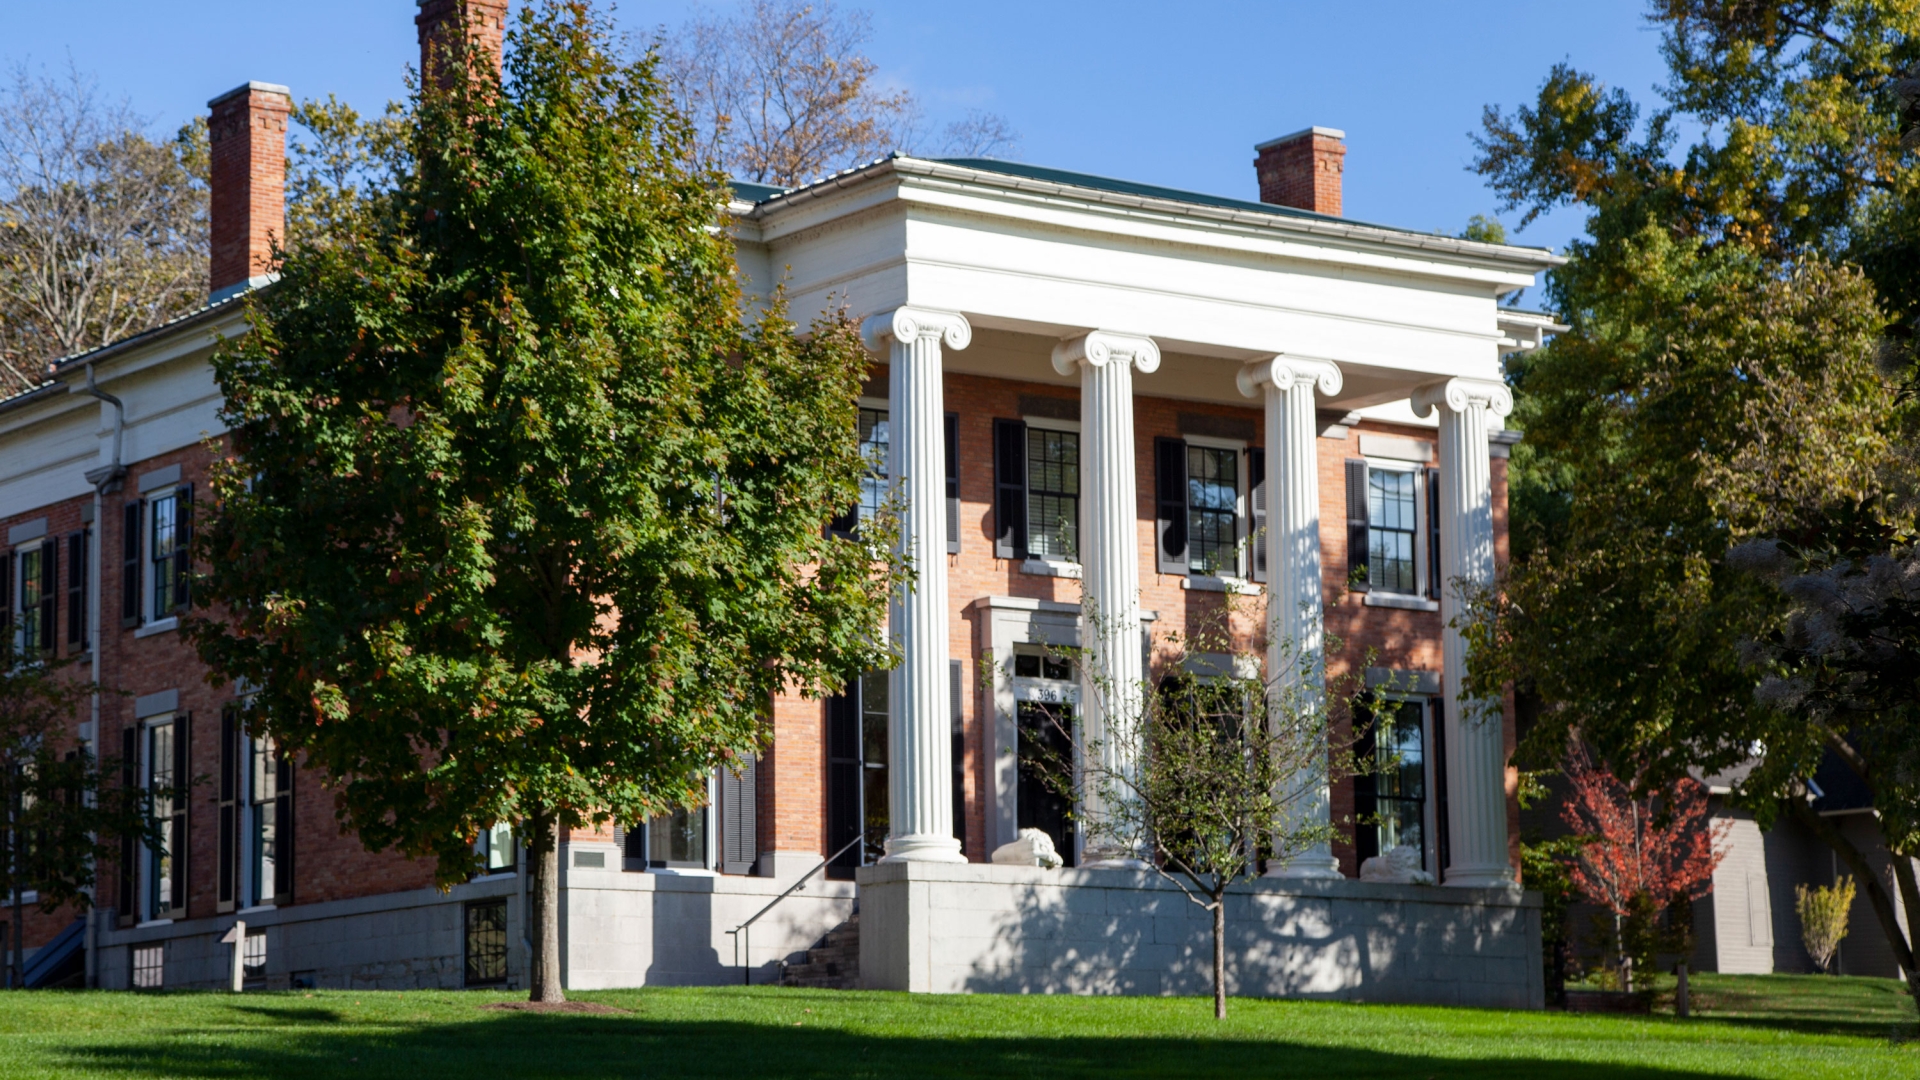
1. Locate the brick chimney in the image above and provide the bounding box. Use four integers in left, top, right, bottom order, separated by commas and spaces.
416, 0, 509, 87
207, 82, 291, 301
1254, 126, 1346, 217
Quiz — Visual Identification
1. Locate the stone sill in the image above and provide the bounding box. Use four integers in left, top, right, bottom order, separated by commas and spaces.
1181, 575, 1261, 596
1362, 592, 1439, 612
133, 617, 179, 639
1019, 559, 1080, 579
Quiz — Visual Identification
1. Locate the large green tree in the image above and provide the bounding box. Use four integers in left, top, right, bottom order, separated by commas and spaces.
1469, 0, 1920, 1003
191, 1, 895, 1002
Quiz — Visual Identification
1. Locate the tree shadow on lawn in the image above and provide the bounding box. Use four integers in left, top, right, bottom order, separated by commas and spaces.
1683, 976, 1916, 1042
56, 1007, 1808, 1080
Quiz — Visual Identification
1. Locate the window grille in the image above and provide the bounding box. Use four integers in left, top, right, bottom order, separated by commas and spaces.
464, 899, 509, 986
1185, 445, 1238, 576
243, 931, 267, 977
1367, 469, 1419, 594
132, 945, 163, 989
1025, 428, 1078, 560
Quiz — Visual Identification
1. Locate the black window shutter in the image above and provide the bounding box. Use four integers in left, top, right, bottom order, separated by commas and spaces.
1248, 448, 1267, 583
1154, 437, 1189, 574
0, 551, 11, 641
622, 822, 645, 864
951, 659, 966, 852
1426, 466, 1441, 600
1345, 459, 1370, 593
945, 412, 961, 554
1431, 697, 1449, 881
274, 747, 294, 902
119, 725, 136, 923
825, 686, 862, 871
122, 500, 143, 626
217, 706, 239, 912
1353, 698, 1378, 864
992, 419, 1028, 560
37, 539, 56, 652
170, 713, 190, 914
172, 485, 192, 611
720, 758, 757, 875
67, 531, 87, 648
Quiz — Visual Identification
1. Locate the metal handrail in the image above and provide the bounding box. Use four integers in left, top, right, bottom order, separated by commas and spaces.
727, 835, 864, 985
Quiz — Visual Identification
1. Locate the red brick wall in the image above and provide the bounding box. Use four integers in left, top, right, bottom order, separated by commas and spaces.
1255, 131, 1346, 216
207, 85, 288, 296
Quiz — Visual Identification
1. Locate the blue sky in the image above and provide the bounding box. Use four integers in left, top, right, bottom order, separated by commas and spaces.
5, 1, 1671, 263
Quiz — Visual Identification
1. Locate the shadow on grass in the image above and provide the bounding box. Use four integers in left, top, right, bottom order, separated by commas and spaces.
54, 1005, 1789, 1080
1684, 974, 1916, 1042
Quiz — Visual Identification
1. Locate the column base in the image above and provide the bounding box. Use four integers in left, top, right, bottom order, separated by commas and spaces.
1442, 865, 1517, 889
878, 834, 968, 864
1263, 853, 1344, 880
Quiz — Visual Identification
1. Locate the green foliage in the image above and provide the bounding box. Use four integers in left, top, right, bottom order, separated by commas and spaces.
1459, 214, 1508, 245
191, 0, 896, 885
0, 644, 158, 916
1797, 875, 1858, 973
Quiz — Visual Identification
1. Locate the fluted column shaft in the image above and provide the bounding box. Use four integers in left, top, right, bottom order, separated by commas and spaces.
864, 307, 970, 864
1239, 357, 1344, 879
1053, 331, 1159, 867
1413, 376, 1514, 888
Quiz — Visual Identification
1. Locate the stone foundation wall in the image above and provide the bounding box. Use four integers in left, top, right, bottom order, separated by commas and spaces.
859, 862, 1542, 1008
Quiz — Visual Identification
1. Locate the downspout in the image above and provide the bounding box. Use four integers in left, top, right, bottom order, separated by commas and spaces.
79, 362, 126, 990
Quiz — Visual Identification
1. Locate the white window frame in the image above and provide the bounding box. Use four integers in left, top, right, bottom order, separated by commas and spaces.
138, 714, 178, 925
239, 733, 283, 911
1361, 457, 1428, 602
136, 488, 186, 636
643, 772, 719, 875
1181, 434, 1250, 582
1367, 691, 1438, 876
1020, 416, 1081, 572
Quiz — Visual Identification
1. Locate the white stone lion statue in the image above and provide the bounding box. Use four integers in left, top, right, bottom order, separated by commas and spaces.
990, 828, 1063, 869
1358, 844, 1435, 885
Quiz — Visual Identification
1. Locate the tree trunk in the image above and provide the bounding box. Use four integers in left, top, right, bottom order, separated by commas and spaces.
528, 811, 565, 1003
1211, 896, 1226, 1020
1674, 962, 1689, 1018
1613, 910, 1631, 993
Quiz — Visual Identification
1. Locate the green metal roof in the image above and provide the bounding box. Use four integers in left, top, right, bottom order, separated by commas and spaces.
729, 179, 789, 203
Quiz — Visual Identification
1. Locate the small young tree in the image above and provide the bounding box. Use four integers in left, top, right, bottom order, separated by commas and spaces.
1796, 876, 1858, 974
0, 643, 157, 989
1560, 751, 1725, 995
1038, 619, 1360, 1020
192, 1, 896, 1004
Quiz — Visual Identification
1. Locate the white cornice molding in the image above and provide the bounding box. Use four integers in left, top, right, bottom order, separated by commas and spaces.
1411, 376, 1514, 420
1051, 330, 1160, 375
1237, 356, 1342, 399
860, 306, 972, 353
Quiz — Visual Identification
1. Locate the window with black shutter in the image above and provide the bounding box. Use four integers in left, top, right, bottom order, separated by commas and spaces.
0, 551, 11, 647
720, 758, 758, 875
945, 412, 961, 555
1344, 460, 1370, 592
121, 500, 143, 627
1432, 697, 1450, 882
173, 485, 192, 611
992, 419, 1027, 559
36, 539, 55, 653
951, 659, 966, 856
1248, 448, 1267, 583
273, 745, 294, 903
170, 714, 189, 914
218, 706, 239, 913
1154, 437, 1188, 574
1426, 466, 1441, 599
66, 530, 88, 649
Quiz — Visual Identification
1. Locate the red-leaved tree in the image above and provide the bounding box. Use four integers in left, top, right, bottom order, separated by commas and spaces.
1561, 749, 1726, 992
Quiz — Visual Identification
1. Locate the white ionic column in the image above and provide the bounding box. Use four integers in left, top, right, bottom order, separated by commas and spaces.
1238, 357, 1344, 879
1412, 376, 1515, 888
1052, 331, 1159, 868
864, 307, 970, 864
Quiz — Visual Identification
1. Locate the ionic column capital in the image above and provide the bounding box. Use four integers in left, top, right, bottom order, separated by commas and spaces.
1236, 355, 1343, 399
862, 307, 972, 352
1051, 330, 1160, 377
1411, 376, 1513, 420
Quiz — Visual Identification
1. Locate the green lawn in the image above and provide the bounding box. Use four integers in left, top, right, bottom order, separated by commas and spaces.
0, 974, 1910, 1079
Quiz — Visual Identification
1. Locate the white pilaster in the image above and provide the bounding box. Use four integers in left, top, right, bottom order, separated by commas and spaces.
864, 307, 970, 864
1412, 376, 1515, 888
1052, 330, 1159, 868
1238, 357, 1344, 879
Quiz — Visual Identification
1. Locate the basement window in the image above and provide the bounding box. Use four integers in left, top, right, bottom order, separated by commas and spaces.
464, 899, 508, 987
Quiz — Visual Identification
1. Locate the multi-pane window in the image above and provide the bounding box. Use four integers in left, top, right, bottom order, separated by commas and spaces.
150, 493, 181, 615
147, 723, 175, 918
132, 944, 163, 989
243, 931, 267, 977
17, 546, 47, 652
1368, 469, 1419, 594
476, 821, 516, 873
826, 669, 890, 876
856, 407, 889, 526
249, 739, 279, 907
1366, 699, 1427, 867
1011, 649, 1076, 867
464, 898, 509, 986
1025, 428, 1078, 560
647, 804, 708, 868
1186, 446, 1239, 576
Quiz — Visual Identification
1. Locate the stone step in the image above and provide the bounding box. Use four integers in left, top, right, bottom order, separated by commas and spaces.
780, 912, 861, 990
